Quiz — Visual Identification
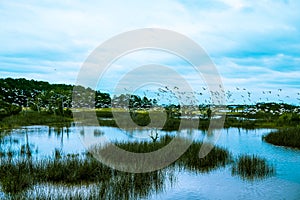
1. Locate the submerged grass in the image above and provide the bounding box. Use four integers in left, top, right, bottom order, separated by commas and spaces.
263, 127, 300, 148
231, 155, 275, 180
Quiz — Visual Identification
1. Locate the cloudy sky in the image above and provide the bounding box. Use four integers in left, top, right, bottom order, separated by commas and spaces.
1, 0, 299, 104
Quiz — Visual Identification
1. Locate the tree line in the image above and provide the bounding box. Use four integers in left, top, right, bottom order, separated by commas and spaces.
1, 78, 299, 123
0, 78, 156, 118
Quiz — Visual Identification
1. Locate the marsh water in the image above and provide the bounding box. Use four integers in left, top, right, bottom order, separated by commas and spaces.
1, 125, 300, 199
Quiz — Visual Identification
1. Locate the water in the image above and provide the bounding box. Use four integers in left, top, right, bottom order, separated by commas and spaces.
148, 128, 300, 200
1, 125, 300, 199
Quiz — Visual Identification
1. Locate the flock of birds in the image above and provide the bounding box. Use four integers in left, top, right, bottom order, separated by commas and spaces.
110, 85, 300, 117
1, 84, 300, 114
128, 85, 300, 107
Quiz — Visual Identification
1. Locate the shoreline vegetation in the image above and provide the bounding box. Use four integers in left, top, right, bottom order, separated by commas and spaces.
1, 78, 299, 135
0, 135, 230, 196
0, 107, 299, 132
263, 127, 300, 149
1, 77, 300, 131
0, 111, 73, 130
0, 135, 275, 198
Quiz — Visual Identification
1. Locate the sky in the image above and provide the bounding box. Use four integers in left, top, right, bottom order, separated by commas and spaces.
0, 0, 300, 104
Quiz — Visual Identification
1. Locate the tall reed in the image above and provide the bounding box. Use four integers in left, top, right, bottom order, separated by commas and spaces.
231, 155, 275, 180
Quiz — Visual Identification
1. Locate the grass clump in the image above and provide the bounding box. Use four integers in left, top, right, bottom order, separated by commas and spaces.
0, 153, 171, 199
178, 143, 231, 172
114, 135, 231, 172
115, 135, 173, 153
0, 155, 112, 195
0, 159, 33, 194
34, 155, 112, 184
263, 127, 300, 148
0, 135, 231, 196
231, 155, 274, 180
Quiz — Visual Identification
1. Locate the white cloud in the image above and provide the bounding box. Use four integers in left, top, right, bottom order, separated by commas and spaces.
1, 0, 300, 103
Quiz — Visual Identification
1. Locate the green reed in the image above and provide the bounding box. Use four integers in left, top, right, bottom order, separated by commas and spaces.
263, 127, 300, 148
231, 155, 275, 180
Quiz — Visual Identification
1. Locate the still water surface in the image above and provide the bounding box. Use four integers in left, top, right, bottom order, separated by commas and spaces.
1, 125, 300, 199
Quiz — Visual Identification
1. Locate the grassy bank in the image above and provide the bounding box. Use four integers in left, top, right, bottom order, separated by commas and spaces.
263, 127, 300, 148
0, 111, 73, 130
1, 108, 295, 132
80, 109, 283, 130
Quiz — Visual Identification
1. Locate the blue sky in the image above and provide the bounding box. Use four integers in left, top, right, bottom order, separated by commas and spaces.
0, 0, 300, 104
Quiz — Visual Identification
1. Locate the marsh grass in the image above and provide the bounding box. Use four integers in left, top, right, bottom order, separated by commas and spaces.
263, 127, 300, 148
0, 109, 290, 133
0, 135, 231, 198
94, 135, 231, 173
0, 159, 33, 194
0, 111, 72, 130
177, 143, 231, 173
0, 155, 110, 194
231, 155, 275, 180
3, 175, 171, 200
97, 113, 281, 130
7, 183, 110, 200
0, 154, 172, 199
1, 133, 276, 199
34, 155, 112, 184
115, 135, 173, 153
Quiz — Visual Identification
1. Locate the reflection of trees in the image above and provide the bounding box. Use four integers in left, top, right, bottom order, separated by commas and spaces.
51, 125, 70, 151
20, 128, 32, 157
0, 129, 37, 158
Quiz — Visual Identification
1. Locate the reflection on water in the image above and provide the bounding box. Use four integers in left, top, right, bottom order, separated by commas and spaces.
216, 128, 300, 184
1, 125, 300, 199
0, 125, 86, 158
0, 125, 204, 159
